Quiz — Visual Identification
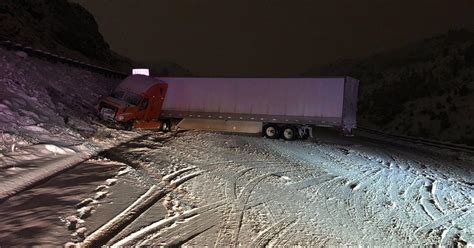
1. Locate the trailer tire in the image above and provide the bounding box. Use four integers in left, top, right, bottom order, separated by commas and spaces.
263, 124, 280, 139
282, 126, 298, 141
161, 120, 171, 132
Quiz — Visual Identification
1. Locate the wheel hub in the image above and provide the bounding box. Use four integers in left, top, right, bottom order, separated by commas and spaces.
266, 127, 276, 137
284, 128, 294, 139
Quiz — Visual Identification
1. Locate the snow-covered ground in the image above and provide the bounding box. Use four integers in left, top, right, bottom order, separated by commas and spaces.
0, 48, 119, 153
69, 130, 474, 247
0, 47, 142, 197
0, 158, 125, 247
0, 45, 473, 247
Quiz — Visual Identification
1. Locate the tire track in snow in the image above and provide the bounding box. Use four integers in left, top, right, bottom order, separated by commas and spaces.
80, 135, 203, 247
224, 167, 253, 200
215, 171, 290, 246
140, 207, 223, 246
112, 131, 473, 246
413, 206, 474, 237
326, 139, 474, 245
257, 136, 456, 245
266, 218, 299, 246
259, 138, 389, 244
388, 148, 474, 244
113, 200, 226, 246
251, 216, 297, 247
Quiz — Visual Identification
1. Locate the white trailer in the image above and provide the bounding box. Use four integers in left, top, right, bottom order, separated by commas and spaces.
157, 77, 359, 140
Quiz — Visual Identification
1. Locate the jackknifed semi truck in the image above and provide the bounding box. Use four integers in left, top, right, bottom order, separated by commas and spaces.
97, 75, 359, 141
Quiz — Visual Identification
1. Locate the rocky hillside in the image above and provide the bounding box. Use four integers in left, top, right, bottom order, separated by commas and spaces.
0, 0, 192, 75
0, 0, 133, 71
0, 46, 120, 154
304, 29, 474, 145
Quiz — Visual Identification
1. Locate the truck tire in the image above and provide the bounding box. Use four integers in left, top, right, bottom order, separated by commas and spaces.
161, 120, 171, 132
263, 124, 280, 139
122, 121, 134, 131
282, 126, 297, 141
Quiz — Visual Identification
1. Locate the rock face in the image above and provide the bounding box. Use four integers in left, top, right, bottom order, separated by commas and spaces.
0, 0, 192, 75
0, 46, 119, 154
304, 29, 474, 145
0, 0, 132, 71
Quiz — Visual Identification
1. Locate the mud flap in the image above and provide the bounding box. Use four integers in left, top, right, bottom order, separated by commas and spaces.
342, 128, 354, 137
298, 126, 313, 139
177, 118, 262, 134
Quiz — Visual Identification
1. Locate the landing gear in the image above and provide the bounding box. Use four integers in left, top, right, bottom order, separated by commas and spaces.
342, 128, 354, 136
263, 124, 280, 139
161, 120, 172, 132
298, 126, 312, 140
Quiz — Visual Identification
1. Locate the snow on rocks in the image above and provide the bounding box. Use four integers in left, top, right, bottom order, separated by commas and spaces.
0, 46, 123, 158
75, 198, 95, 209
0, 47, 149, 202
77, 206, 95, 219
75, 227, 88, 239
64, 242, 78, 248
106, 178, 118, 186
117, 167, 130, 176
44, 144, 76, 156
94, 191, 108, 200
95, 185, 109, 192
66, 215, 79, 230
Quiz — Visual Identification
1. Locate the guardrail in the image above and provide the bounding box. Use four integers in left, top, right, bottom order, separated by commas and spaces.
356, 126, 474, 153
0, 40, 128, 79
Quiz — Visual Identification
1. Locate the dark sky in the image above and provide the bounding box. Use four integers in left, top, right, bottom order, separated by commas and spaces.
73, 0, 474, 76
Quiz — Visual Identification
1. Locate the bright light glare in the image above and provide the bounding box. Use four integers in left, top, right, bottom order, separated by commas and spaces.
132, 68, 150, 76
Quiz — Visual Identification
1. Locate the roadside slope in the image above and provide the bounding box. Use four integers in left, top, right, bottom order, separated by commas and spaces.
304, 29, 474, 145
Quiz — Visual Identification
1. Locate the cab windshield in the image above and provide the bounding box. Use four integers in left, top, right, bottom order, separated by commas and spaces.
111, 89, 143, 106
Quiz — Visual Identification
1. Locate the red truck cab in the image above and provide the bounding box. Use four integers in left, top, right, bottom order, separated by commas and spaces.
97, 75, 168, 130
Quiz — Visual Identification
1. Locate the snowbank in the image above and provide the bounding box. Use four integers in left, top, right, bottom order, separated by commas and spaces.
0, 46, 135, 196
0, 47, 119, 151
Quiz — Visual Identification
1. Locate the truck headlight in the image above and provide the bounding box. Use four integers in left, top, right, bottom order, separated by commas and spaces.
117, 115, 125, 121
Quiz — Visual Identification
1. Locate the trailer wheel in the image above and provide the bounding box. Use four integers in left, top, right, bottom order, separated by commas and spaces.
282, 126, 297, 141
263, 124, 280, 139
161, 120, 171, 132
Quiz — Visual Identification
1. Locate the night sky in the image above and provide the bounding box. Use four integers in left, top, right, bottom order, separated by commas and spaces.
72, 0, 474, 76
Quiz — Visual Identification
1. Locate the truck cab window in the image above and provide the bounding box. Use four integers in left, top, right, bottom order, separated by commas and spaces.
124, 93, 142, 106
139, 98, 149, 110
111, 89, 125, 99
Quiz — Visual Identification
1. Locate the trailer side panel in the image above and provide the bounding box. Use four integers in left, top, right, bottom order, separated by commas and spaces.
159, 77, 348, 128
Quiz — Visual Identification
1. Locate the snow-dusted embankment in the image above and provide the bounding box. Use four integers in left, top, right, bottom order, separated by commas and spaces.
0, 47, 119, 152
0, 47, 130, 199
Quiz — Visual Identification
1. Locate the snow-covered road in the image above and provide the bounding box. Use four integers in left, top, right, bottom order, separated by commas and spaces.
86, 130, 473, 247
1, 44, 472, 246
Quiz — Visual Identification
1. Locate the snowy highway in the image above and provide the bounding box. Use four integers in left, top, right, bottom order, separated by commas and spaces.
65, 129, 474, 247
0, 129, 473, 246
2, 4, 474, 247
